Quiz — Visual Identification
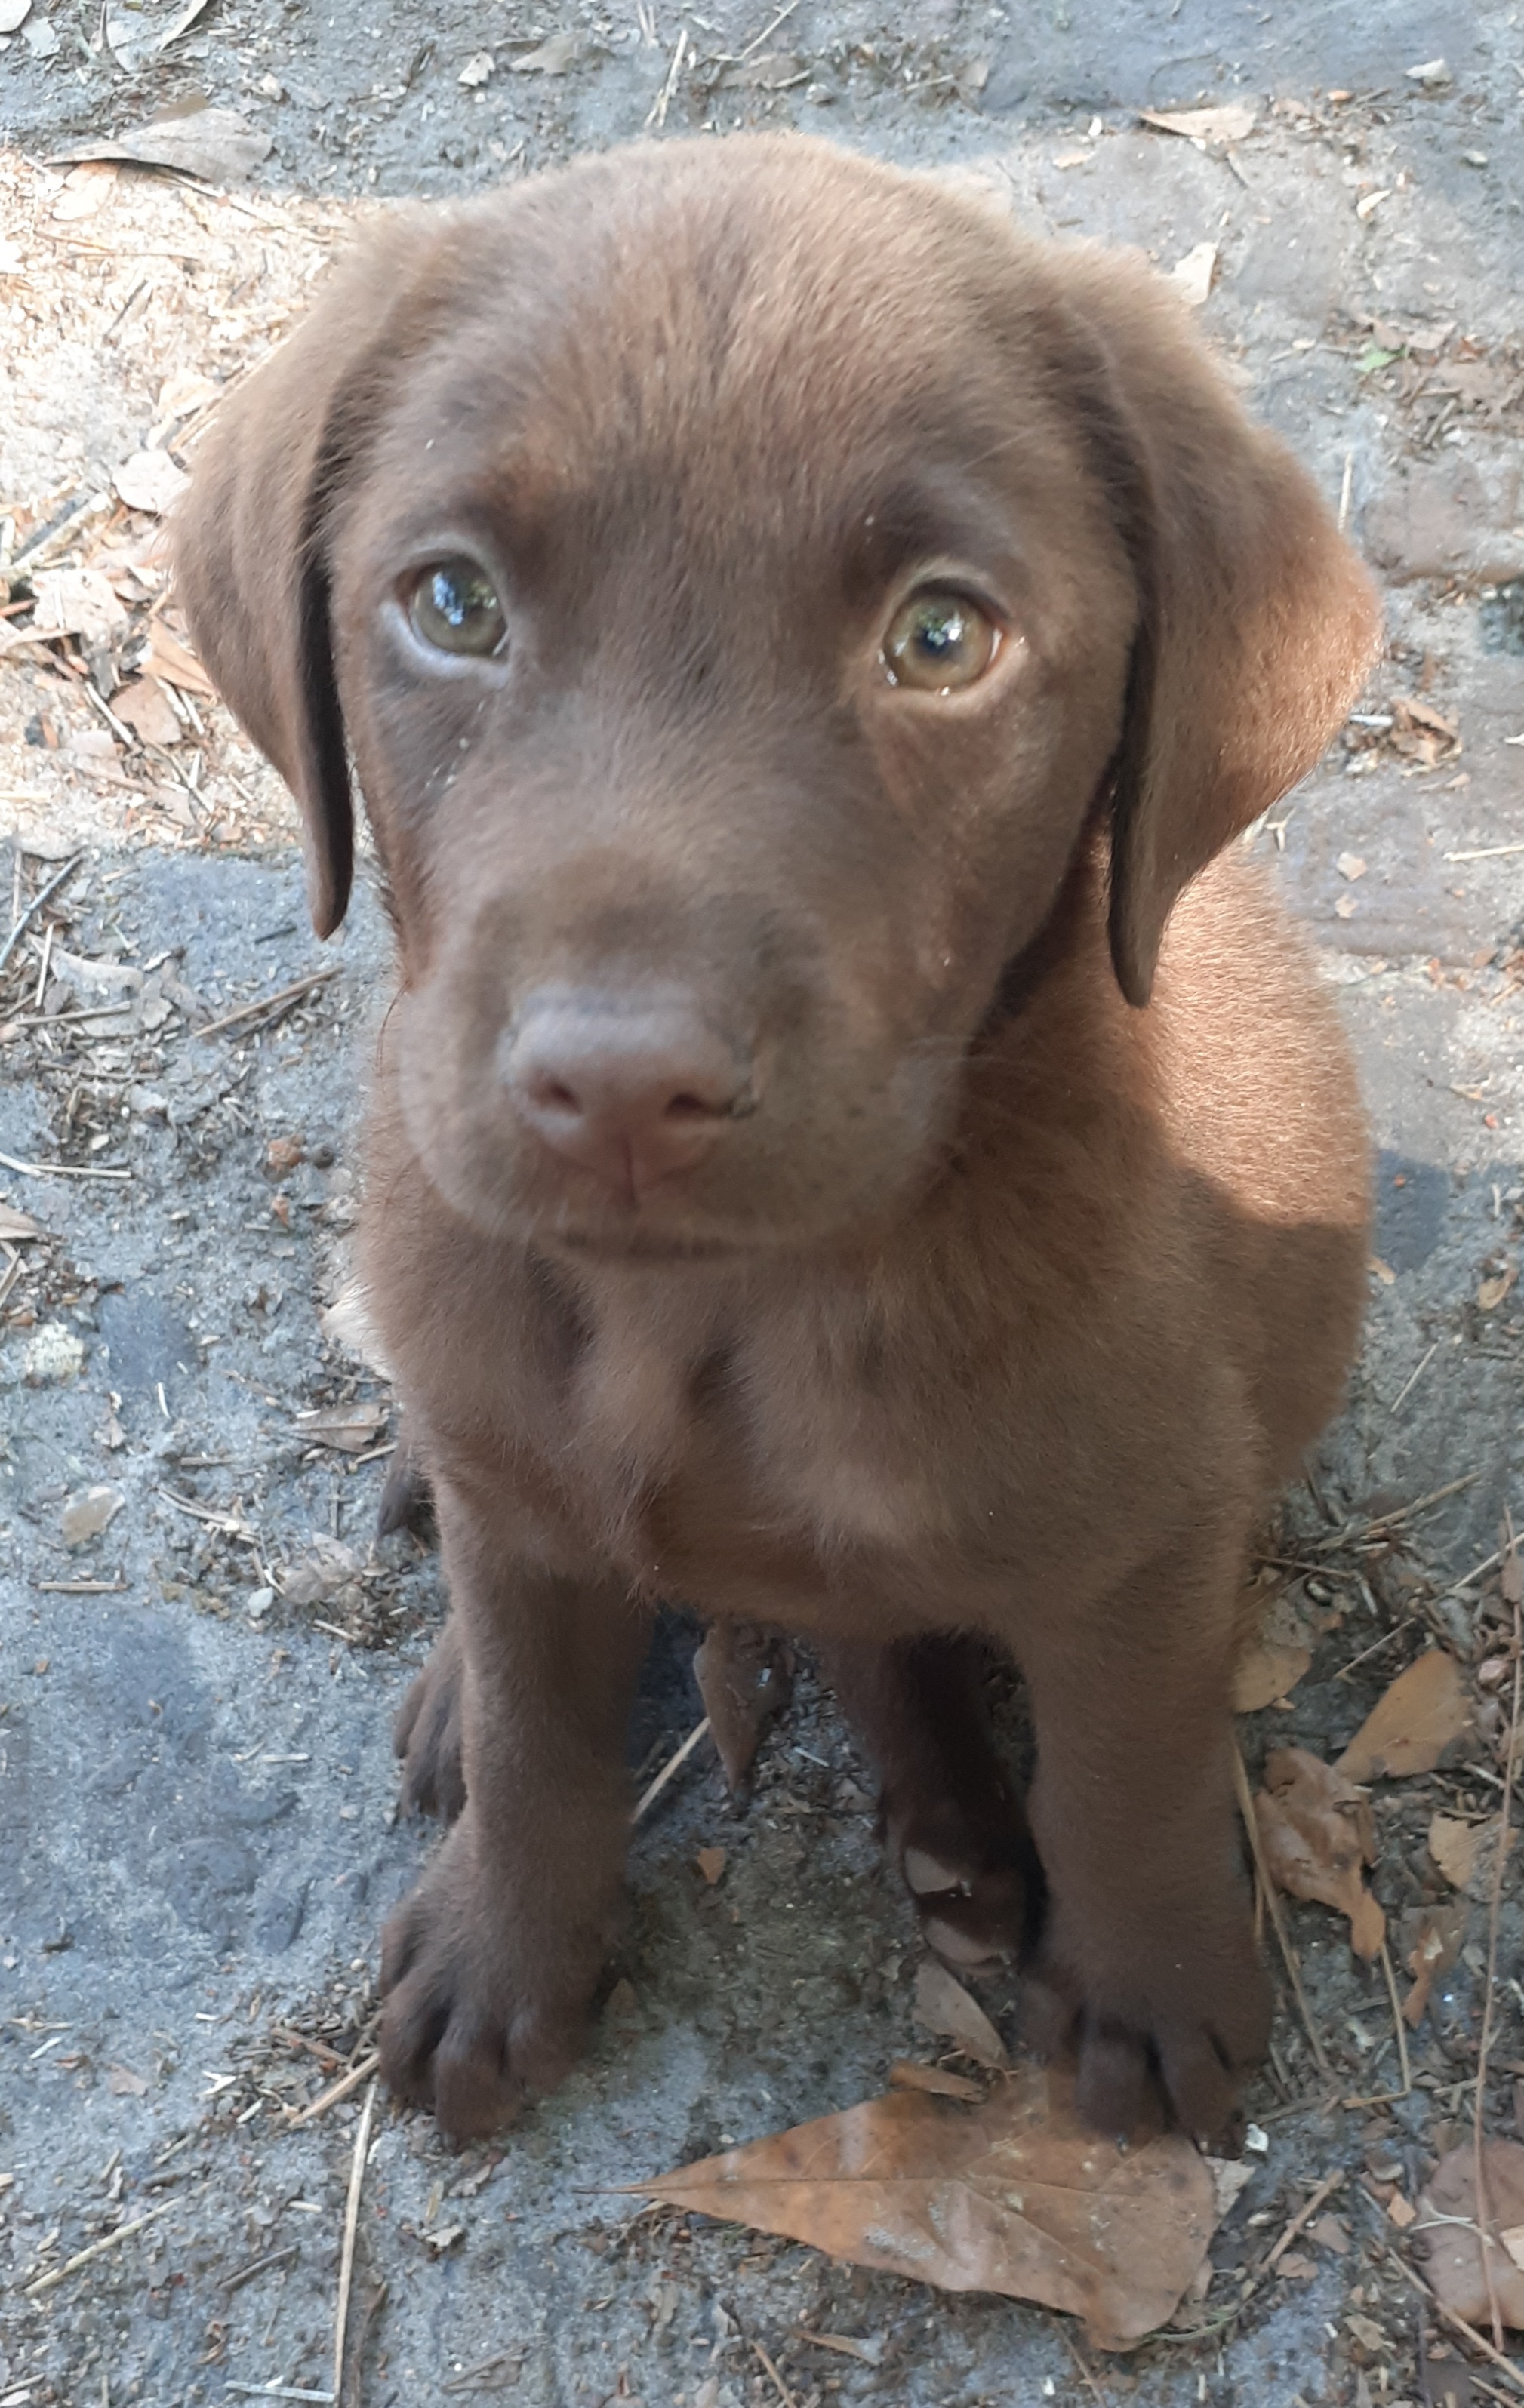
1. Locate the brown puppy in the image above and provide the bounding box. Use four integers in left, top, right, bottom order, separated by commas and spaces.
176, 135, 1378, 2146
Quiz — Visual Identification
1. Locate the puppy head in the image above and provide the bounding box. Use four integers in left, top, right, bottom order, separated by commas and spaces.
175, 137, 1378, 1256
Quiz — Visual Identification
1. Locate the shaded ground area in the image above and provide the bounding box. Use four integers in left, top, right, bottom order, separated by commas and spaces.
2, 7, 1524, 2404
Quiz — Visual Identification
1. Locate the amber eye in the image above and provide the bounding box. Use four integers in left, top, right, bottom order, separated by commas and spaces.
882, 588, 998, 692
408, 558, 506, 657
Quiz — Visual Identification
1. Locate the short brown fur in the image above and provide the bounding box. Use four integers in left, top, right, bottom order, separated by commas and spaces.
175, 136, 1378, 2144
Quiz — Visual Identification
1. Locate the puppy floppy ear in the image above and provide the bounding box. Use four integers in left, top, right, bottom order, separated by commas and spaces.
1063, 254, 1381, 1007
174, 220, 436, 937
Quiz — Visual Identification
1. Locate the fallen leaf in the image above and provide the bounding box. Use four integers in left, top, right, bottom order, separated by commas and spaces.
266, 1134, 305, 1173
51, 161, 117, 223
692, 1622, 792, 1791
1308, 2211, 1350, 2254
294, 1403, 386, 1455
0, 1204, 45, 1241
1356, 189, 1392, 220
1337, 1650, 1471, 1781
61, 1485, 125, 1548
1387, 2188, 1417, 2227
458, 50, 494, 83
1418, 2142, 1524, 2329
113, 451, 190, 516
1206, 2158, 1255, 2220
1138, 103, 1257, 143
106, 2063, 149, 2096
1276, 2249, 1316, 2280
52, 107, 273, 186
103, 0, 211, 69
1405, 56, 1452, 87
634, 2064, 1218, 2350
1479, 1267, 1517, 1312
29, 567, 128, 647
510, 30, 582, 72
1233, 1641, 1312, 1712
1254, 1746, 1385, 1957
912, 1959, 1007, 2070
696, 1846, 727, 1885
721, 50, 802, 87
143, 620, 216, 699
282, 1539, 364, 1608
1336, 852, 1368, 881
422, 2222, 465, 2253
888, 2059, 984, 2103
111, 675, 182, 749
1167, 242, 1217, 307
1430, 1810, 1514, 1902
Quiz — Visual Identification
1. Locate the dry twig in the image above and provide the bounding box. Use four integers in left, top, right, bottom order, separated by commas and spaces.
1473, 1514, 1522, 2351
196, 967, 340, 1039
631, 1716, 712, 1823
333, 2078, 378, 2408
287, 2050, 380, 2130
23, 2198, 173, 2297
1389, 2249, 1524, 2397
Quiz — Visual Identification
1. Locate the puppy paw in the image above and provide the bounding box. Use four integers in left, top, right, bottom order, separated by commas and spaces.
1023, 1899, 1270, 2142
379, 1818, 603, 2140
393, 1618, 466, 1822
888, 1793, 1038, 1974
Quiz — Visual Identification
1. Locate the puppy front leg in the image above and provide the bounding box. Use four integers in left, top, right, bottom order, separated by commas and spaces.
380, 1483, 651, 2141
1019, 1536, 1270, 2142
823, 1634, 1039, 1969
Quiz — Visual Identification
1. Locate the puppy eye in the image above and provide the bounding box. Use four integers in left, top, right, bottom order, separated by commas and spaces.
882, 588, 998, 693
408, 558, 506, 657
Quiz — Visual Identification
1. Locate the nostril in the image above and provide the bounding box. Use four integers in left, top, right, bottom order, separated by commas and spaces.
533, 1077, 581, 1112
666, 1090, 721, 1121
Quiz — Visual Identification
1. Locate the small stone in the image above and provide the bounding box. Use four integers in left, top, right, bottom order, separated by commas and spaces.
62, 1485, 125, 1547
247, 1586, 276, 1621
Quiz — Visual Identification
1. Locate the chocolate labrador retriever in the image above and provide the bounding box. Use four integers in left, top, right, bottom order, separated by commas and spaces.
176, 134, 1378, 2145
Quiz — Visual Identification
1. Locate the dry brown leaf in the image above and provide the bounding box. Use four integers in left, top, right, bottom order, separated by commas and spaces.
294, 1403, 387, 1455
111, 675, 182, 749
51, 106, 272, 184
1166, 242, 1218, 307
0, 1204, 45, 1241
635, 2064, 1217, 2350
695, 1846, 727, 1886
912, 1960, 1007, 2070
1418, 2142, 1524, 2328
1254, 1746, 1385, 1957
143, 619, 217, 700
1233, 1640, 1312, 1712
1138, 103, 1257, 143
113, 450, 190, 515
692, 1622, 792, 1791
1430, 1810, 1514, 1902
1400, 1904, 1463, 2028
888, 2059, 984, 2103
106, 2063, 149, 2096
1479, 1266, 1518, 1311
1337, 1650, 1471, 1781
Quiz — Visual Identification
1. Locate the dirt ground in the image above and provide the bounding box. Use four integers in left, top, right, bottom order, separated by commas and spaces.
2, 2, 1523, 2401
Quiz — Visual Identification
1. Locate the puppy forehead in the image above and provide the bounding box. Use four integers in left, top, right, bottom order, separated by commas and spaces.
359, 143, 1081, 543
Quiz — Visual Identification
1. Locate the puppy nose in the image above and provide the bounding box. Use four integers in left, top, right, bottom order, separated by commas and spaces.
501, 992, 750, 1196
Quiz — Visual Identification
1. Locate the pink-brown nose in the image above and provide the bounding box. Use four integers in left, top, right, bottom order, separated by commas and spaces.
500, 993, 750, 1198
